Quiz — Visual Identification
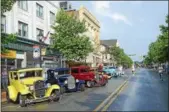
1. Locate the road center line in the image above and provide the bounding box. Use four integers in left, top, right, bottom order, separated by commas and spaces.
101, 81, 129, 111
93, 76, 130, 112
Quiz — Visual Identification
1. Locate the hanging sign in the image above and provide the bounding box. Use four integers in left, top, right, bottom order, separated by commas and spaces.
33, 45, 40, 59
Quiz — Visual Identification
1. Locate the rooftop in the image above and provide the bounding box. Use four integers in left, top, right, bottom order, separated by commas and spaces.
100, 39, 118, 47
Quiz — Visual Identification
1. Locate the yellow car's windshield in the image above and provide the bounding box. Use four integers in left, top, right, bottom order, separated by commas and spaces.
19, 70, 42, 79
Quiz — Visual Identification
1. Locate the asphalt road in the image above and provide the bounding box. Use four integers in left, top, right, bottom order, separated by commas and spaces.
2, 68, 168, 111
2, 69, 130, 111
106, 68, 168, 111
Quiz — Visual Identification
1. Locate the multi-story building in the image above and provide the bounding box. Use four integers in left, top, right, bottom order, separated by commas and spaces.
59, 1, 72, 11
66, 6, 101, 67
100, 39, 119, 66
1, 1, 62, 91
100, 44, 116, 66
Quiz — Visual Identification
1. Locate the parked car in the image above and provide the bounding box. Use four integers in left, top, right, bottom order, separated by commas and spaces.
71, 66, 108, 88
103, 66, 118, 77
6, 68, 61, 107
46, 68, 85, 94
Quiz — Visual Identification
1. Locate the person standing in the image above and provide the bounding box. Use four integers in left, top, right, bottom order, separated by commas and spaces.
132, 65, 135, 75
158, 64, 164, 81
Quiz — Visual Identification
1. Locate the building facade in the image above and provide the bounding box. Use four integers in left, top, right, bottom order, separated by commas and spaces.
1, 1, 62, 91
100, 44, 116, 66
66, 6, 101, 67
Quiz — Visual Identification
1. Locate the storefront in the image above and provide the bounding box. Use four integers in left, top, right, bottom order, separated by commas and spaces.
1, 34, 61, 91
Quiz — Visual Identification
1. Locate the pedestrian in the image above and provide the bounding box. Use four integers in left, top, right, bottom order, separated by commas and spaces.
132, 65, 135, 75
158, 64, 164, 81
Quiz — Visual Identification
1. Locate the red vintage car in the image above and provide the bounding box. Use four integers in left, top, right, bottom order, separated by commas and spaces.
71, 66, 108, 88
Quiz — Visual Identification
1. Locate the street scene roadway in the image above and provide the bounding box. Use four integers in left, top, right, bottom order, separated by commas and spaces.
2, 68, 168, 111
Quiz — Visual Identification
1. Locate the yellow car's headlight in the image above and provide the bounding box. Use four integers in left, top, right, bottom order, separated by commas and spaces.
29, 85, 34, 91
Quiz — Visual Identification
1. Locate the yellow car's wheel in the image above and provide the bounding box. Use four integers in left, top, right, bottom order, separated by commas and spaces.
19, 94, 27, 107
6, 90, 11, 103
51, 90, 60, 102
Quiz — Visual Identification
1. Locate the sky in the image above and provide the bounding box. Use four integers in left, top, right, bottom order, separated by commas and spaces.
70, 1, 168, 61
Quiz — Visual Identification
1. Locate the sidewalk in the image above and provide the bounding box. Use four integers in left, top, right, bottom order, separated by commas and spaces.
1, 91, 7, 103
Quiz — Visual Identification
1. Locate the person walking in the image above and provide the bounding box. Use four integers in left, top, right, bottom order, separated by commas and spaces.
158, 64, 164, 81
132, 65, 135, 75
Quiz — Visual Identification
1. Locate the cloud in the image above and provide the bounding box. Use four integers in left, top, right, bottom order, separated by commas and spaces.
129, 1, 143, 4
92, 1, 132, 26
110, 13, 132, 26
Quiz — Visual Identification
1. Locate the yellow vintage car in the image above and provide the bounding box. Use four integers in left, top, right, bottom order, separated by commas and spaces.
6, 68, 60, 107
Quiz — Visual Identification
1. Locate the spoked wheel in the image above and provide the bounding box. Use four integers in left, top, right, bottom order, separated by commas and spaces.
50, 90, 60, 102
19, 94, 27, 107
60, 87, 66, 94
86, 81, 94, 88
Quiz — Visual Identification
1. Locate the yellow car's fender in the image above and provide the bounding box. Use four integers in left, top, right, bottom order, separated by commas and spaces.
45, 85, 60, 97
7, 86, 18, 102
19, 88, 31, 95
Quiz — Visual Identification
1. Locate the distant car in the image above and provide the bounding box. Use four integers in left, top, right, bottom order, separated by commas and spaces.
103, 66, 117, 77
46, 68, 85, 94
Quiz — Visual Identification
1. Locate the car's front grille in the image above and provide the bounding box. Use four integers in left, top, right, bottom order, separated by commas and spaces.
34, 80, 45, 98
67, 76, 75, 89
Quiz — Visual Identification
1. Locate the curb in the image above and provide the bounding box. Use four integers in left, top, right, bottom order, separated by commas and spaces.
1, 92, 7, 103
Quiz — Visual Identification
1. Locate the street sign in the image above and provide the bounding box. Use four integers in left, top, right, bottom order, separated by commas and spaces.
33, 45, 40, 59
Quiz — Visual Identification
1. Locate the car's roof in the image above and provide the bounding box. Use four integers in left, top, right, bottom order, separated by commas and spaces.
71, 65, 89, 69
48, 68, 70, 71
9, 68, 43, 72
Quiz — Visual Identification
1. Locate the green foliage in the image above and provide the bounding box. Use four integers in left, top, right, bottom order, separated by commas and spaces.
1, 0, 16, 53
144, 14, 168, 65
1, 0, 16, 14
51, 9, 93, 61
1, 33, 17, 53
109, 46, 133, 68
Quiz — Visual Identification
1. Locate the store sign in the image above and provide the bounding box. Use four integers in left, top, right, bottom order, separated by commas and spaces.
33, 45, 40, 59
41, 48, 46, 56
2, 43, 33, 51
1, 50, 16, 58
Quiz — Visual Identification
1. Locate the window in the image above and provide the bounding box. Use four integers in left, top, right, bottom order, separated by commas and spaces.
13, 72, 18, 80
71, 69, 79, 73
50, 33, 54, 45
80, 69, 88, 73
18, 0, 28, 11
50, 11, 55, 25
1, 15, 6, 33
36, 3, 43, 18
36, 28, 44, 41
18, 21, 28, 38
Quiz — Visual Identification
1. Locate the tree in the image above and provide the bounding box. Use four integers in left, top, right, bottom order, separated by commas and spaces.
51, 10, 93, 61
1, 0, 16, 54
1, 0, 16, 14
109, 46, 133, 68
144, 14, 168, 65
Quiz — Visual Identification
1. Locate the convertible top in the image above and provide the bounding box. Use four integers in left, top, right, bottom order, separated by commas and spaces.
48, 68, 70, 71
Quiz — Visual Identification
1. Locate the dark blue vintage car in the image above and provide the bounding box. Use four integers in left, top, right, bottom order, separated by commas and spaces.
46, 68, 85, 94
